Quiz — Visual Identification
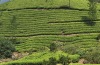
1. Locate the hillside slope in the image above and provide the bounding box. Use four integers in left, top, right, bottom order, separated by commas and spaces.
0, 0, 100, 65
0, 9, 100, 52
0, 0, 100, 10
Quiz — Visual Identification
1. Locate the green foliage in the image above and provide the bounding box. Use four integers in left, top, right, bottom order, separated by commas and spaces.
69, 54, 80, 63
59, 55, 70, 65
8, 15, 17, 36
9, 38, 20, 44
69, 0, 71, 7
0, 0, 100, 64
0, 0, 100, 10
83, 48, 100, 63
63, 45, 78, 54
88, 0, 97, 20
50, 42, 57, 52
0, 38, 16, 59
96, 34, 100, 41
0, 10, 100, 37
9, 15, 17, 30
48, 57, 57, 65
76, 49, 86, 58
0, 51, 80, 65
0, 0, 97, 10
42, 60, 49, 65
70, 63, 100, 65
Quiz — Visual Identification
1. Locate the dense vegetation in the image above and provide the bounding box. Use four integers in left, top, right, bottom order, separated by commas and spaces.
0, 38, 16, 59
0, 0, 100, 10
0, 0, 100, 65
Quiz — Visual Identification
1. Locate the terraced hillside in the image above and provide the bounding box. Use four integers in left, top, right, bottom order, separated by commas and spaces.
0, 9, 100, 51
0, 0, 100, 65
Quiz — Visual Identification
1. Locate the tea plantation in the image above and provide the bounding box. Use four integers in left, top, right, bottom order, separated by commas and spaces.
0, 0, 100, 65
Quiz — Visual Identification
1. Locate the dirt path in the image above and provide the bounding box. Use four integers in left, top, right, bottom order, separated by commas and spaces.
4, 32, 100, 38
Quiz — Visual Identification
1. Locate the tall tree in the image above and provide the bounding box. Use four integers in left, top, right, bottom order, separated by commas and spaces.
88, 0, 97, 20
69, 0, 71, 8
0, 38, 16, 59
9, 15, 18, 44
9, 15, 17, 36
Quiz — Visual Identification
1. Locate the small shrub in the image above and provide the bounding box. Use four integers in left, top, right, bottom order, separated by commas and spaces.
50, 42, 57, 52
76, 49, 86, 58
42, 60, 49, 65
96, 34, 100, 41
63, 45, 78, 54
59, 55, 70, 65
49, 57, 57, 65
83, 48, 100, 64
69, 54, 80, 63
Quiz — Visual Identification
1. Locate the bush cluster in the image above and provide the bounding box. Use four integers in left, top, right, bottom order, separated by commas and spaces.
0, 38, 16, 59
6, 56, 71, 65
83, 48, 100, 64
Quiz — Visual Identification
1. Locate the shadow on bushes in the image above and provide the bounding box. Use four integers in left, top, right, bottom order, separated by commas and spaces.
96, 34, 100, 41
59, 5, 88, 11
81, 16, 96, 26
59, 5, 71, 9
